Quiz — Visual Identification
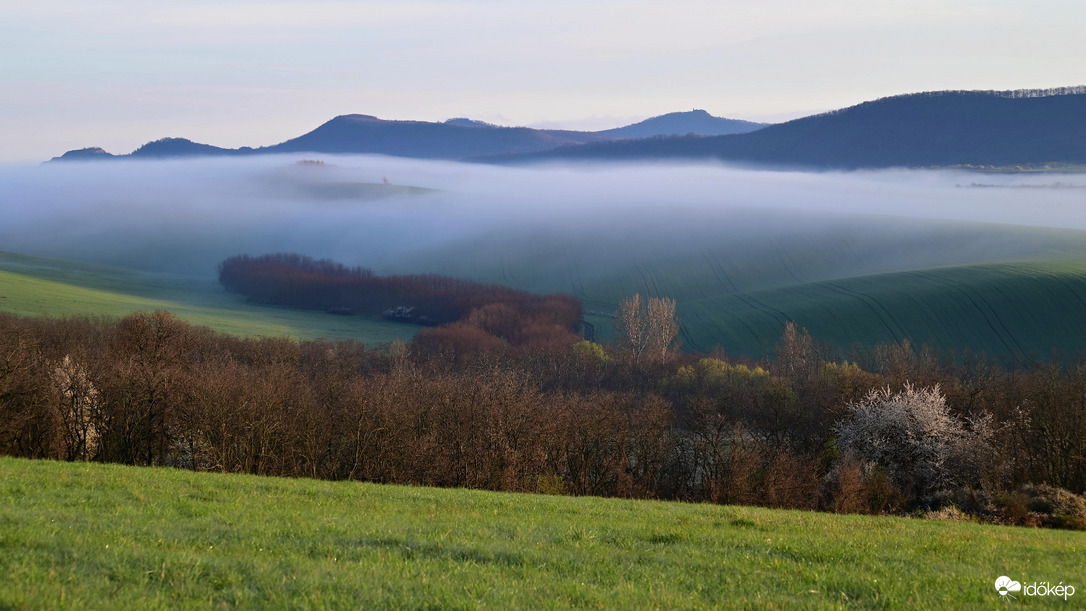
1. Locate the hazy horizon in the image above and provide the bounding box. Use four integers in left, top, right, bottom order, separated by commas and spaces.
3, 1, 1084, 163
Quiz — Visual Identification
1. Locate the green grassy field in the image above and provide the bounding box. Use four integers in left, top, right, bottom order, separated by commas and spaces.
660, 259, 1086, 361
381, 218, 1086, 360
1, 457, 1082, 609
8, 209, 1086, 361
0, 251, 419, 345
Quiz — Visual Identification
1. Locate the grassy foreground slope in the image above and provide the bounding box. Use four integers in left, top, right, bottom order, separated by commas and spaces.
2, 458, 1083, 609
0, 251, 418, 344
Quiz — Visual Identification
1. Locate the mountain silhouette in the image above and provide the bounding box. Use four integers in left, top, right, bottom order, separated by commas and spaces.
260, 114, 612, 159
48, 111, 758, 162
48, 88, 1086, 169
599, 109, 764, 138
496, 88, 1086, 169
129, 138, 239, 158
50, 147, 116, 162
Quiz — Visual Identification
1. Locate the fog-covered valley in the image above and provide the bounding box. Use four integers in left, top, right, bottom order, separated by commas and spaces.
5, 156, 1086, 358
2, 156, 1085, 279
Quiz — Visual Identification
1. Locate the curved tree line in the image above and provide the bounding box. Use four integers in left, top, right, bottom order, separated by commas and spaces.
218, 252, 581, 330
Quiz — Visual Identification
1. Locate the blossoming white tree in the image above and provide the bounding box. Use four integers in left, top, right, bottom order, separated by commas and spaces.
833, 383, 995, 496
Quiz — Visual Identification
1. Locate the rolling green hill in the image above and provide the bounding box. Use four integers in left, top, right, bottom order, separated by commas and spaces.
7, 208, 1086, 362
674, 260, 1086, 360
2, 457, 1082, 608
0, 251, 418, 345
378, 217, 1086, 361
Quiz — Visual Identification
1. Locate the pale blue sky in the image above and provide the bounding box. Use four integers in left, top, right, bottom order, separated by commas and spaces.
2, 0, 1083, 162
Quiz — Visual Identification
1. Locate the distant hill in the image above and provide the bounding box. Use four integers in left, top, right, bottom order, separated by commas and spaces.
444, 118, 497, 127
49, 147, 116, 162
599, 109, 764, 138
260, 114, 612, 159
497, 88, 1086, 169
47, 110, 762, 162
129, 137, 240, 158
47, 88, 1086, 168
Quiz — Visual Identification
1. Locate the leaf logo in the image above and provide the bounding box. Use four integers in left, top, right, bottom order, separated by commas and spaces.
995, 576, 1022, 598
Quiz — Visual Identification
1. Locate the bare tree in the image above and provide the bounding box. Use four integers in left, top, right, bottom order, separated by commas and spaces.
775, 321, 814, 382
646, 296, 680, 362
615, 294, 646, 361
614, 294, 679, 363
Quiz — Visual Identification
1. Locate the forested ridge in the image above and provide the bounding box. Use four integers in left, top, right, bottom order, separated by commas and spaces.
495, 88, 1086, 168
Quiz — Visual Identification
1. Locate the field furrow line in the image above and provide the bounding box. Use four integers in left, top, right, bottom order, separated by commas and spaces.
702, 256, 791, 326
769, 237, 805, 284
730, 293, 788, 328
680, 323, 707, 353
906, 270, 1025, 363
634, 263, 654, 296
1006, 263, 1086, 313
562, 249, 586, 299
686, 298, 767, 349
821, 281, 906, 343
949, 275, 1031, 361
979, 269, 1047, 328
697, 256, 790, 336
703, 253, 740, 294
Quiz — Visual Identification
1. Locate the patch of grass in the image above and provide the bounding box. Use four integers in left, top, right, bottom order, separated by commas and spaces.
0, 251, 418, 344
1, 457, 1082, 608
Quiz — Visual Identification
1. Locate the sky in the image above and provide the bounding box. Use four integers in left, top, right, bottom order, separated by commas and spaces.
2, 0, 1084, 162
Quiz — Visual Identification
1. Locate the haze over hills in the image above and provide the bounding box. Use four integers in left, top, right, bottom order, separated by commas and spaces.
49, 110, 758, 162
499, 88, 1086, 169
48, 87, 1086, 168
265, 114, 613, 158
51, 147, 117, 161
50, 139, 243, 161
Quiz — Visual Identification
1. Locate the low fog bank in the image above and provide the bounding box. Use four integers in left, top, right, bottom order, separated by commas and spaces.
2, 156, 1085, 280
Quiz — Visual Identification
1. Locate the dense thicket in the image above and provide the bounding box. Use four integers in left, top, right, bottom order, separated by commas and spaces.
1, 311, 1084, 527
218, 254, 582, 354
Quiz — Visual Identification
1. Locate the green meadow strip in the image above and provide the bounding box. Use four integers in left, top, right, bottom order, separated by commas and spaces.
0, 255, 418, 345
1, 457, 1082, 609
